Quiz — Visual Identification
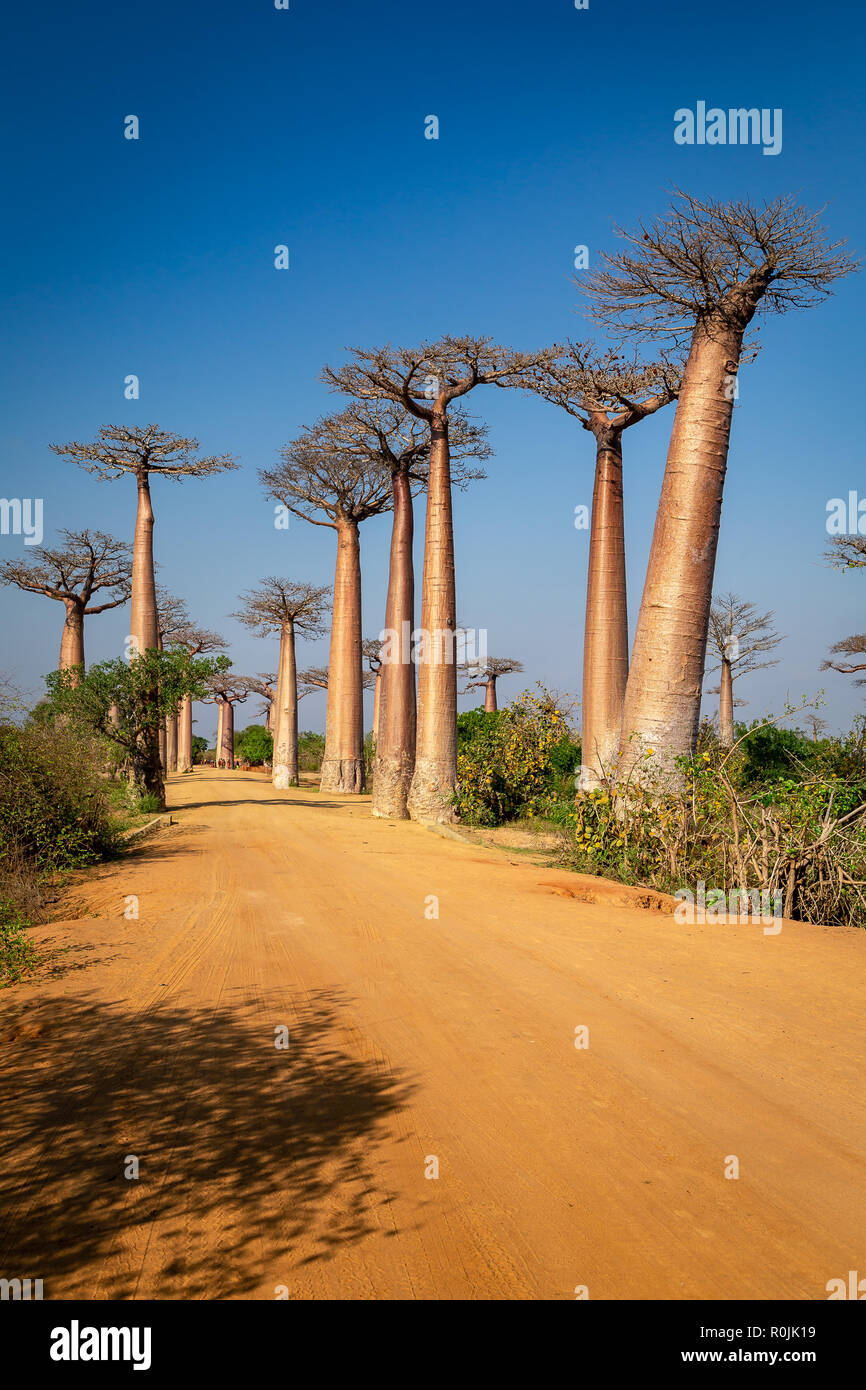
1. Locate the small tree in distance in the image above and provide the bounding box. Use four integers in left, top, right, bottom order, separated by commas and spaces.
260, 412, 394, 794
804, 713, 829, 741
232, 578, 331, 788
707, 593, 783, 746
461, 656, 524, 713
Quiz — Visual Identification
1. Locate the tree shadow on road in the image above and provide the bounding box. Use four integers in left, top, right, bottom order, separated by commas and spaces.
170, 799, 348, 811
0, 988, 414, 1299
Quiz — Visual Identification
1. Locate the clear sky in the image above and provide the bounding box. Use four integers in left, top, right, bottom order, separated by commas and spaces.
1, 0, 864, 742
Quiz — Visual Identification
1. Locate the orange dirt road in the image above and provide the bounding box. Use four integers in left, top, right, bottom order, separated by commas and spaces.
1, 768, 864, 1300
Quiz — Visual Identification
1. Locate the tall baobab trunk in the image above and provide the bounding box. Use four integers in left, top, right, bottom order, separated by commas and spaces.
372, 671, 381, 745
130, 471, 159, 655
579, 424, 629, 790
219, 699, 235, 770
216, 701, 225, 767
484, 678, 497, 713
320, 518, 364, 793
155, 633, 166, 772
373, 469, 416, 819
273, 621, 299, 788
59, 598, 85, 681
177, 695, 193, 771
165, 715, 178, 772
407, 413, 456, 822
617, 314, 750, 783
718, 656, 734, 747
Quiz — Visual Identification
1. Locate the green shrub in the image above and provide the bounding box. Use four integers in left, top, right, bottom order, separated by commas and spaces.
454, 690, 578, 826
298, 731, 325, 772
737, 722, 818, 785
235, 725, 273, 765
556, 724, 866, 927
0, 721, 118, 871
0, 909, 37, 986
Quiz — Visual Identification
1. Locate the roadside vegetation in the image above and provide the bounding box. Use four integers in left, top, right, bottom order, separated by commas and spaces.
453, 689, 866, 929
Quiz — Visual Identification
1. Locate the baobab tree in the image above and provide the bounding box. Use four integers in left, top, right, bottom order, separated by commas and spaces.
820, 537, 866, 688
460, 656, 524, 712
706, 593, 783, 746
260, 412, 395, 794
363, 638, 384, 745
706, 685, 746, 734
50, 425, 238, 657
297, 667, 331, 698
821, 636, 866, 685
324, 336, 553, 821
585, 193, 854, 781
155, 586, 191, 772
525, 342, 680, 787
169, 622, 226, 771
826, 536, 866, 570
0, 529, 132, 680
804, 713, 829, 741
232, 578, 331, 788
320, 395, 487, 818
251, 672, 278, 730
297, 666, 376, 698
206, 673, 254, 770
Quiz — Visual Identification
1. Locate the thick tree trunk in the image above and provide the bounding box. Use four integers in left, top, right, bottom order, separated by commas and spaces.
372, 672, 381, 745
130, 746, 165, 809
373, 469, 416, 819
156, 631, 166, 771
484, 678, 497, 713
616, 316, 746, 784
320, 519, 365, 793
407, 412, 457, 822
718, 657, 734, 747
59, 598, 85, 682
219, 699, 235, 770
579, 427, 628, 791
165, 714, 178, 772
177, 694, 193, 772
216, 701, 225, 767
130, 471, 158, 655
272, 621, 299, 788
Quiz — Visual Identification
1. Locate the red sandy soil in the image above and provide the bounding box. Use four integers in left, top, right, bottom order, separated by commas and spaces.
0, 768, 863, 1300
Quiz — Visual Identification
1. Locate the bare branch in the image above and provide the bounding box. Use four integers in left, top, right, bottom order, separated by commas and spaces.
232, 578, 331, 638
50, 424, 239, 481
583, 191, 856, 343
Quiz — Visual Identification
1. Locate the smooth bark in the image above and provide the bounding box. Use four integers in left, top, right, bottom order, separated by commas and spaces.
484, 679, 497, 713
373, 469, 416, 818
218, 698, 235, 770
617, 317, 746, 781
372, 673, 381, 745
272, 621, 299, 788
177, 695, 193, 772
579, 424, 628, 790
165, 715, 178, 772
130, 472, 158, 655
216, 701, 225, 768
320, 519, 365, 793
59, 598, 85, 681
718, 657, 734, 747
407, 413, 457, 822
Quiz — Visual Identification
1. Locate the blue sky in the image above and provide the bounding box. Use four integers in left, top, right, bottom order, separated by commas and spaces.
1, 0, 864, 741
